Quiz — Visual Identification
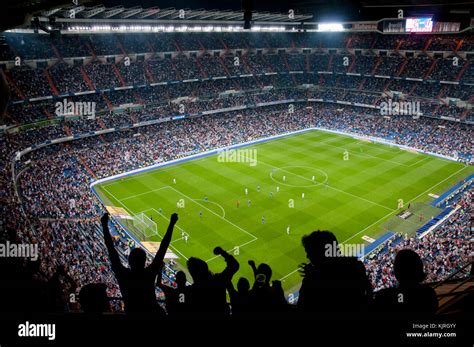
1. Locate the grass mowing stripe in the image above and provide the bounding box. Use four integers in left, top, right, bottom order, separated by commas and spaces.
95, 130, 473, 292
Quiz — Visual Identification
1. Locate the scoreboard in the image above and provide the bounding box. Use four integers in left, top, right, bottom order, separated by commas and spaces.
405, 17, 433, 32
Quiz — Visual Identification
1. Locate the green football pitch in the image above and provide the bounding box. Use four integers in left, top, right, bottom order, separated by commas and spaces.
94, 130, 473, 293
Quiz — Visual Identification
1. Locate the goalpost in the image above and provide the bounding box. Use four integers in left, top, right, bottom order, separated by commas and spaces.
120, 212, 159, 241
134, 213, 158, 239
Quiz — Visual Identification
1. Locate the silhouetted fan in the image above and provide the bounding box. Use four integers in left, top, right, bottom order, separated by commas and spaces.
297, 231, 373, 313
373, 249, 438, 314
186, 246, 239, 315
101, 212, 178, 314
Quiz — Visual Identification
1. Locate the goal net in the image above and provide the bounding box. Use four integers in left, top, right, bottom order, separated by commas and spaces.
118, 212, 158, 241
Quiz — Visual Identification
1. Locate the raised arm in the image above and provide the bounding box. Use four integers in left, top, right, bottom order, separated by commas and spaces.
248, 260, 258, 279
101, 213, 123, 272
214, 246, 240, 282
150, 213, 178, 271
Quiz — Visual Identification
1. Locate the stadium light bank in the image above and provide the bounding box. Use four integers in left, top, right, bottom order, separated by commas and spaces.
64, 24, 289, 33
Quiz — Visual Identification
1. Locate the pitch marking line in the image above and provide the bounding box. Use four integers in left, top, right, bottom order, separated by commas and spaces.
145, 207, 256, 264
279, 165, 469, 283
121, 186, 171, 201
100, 187, 190, 261
259, 159, 395, 212
307, 133, 430, 168
192, 198, 226, 218
167, 185, 258, 242
131, 208, 191, 261
166, 186, 259, 263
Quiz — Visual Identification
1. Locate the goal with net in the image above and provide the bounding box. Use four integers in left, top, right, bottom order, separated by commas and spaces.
117, 212, 159, 241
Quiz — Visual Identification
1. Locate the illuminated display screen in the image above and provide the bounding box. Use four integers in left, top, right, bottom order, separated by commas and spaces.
405, 17, 433, 32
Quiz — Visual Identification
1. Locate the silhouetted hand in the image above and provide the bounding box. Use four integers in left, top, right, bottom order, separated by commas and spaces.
248, 260, 255, 267
213, 246, 224, 255
298, 262, 312, 277
170, 213, 178, 225
101, 213, 109, 228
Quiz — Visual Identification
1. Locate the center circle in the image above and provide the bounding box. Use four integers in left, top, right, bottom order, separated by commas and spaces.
269, 166, 329, 188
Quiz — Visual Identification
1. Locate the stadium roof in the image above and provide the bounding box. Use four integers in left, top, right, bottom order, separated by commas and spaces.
39, 5, 313, 22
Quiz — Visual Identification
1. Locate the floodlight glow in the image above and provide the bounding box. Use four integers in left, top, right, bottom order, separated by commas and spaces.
318, 23, 344, 32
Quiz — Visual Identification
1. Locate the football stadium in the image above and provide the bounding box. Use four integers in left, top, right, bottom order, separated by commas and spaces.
0, 0, 473, 343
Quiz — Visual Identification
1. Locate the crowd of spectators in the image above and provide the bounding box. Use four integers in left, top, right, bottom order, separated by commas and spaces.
0, 30, 472, 318
365, 190, 471, 291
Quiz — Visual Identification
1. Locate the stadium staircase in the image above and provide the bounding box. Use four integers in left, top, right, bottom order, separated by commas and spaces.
143, 61, 155, 83
50, 42, 62, 60
97, 118, 107, 130
80, 66, 96, 90
170, 59, 183, 80
454, 39, 464, 53
43, 106, 54, 120
197, 39, 206, 52
112, 63, 126, 87
129, 110, 138, 123
396, 58, 408, 76
117, 39, 127, 56
433, 262, 473, 315
146, 39, 155, 54
407, 83, 418, 96
84, 41, 97, 59
455, 60, 469, 81
44, 69, 59, 96
423, 58, 438, 79
423, 37, 433, 51
260, 54, 272, 73
327, 54, 334, 71
76, 154, 97, 179
219, 38, 229, 51
357, 79, 366, 91
395, 38, 404, 51
195, 57, 208, 79
173, 40, 183, 53
347, 55, 356, 73
345, 37, 352, 49
3, 70, 25, 99
282, 54, 298, 85
218, 56, 231, 76
370, 36, 378, 49
290, 38, 297, 52
437, 85, 447, 98
370, 56, 382, 75
102, 94, 114, 111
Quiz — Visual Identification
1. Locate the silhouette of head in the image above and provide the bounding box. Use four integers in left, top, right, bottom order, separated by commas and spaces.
394, 249, 425, 284
256, 263, 272, 284
128, 248, 146, 270
302, 230, 337, 263
79, 283, 110, 313
237, 277, 250, 293
175, 270, 187, 287
187, 257, 210, 282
